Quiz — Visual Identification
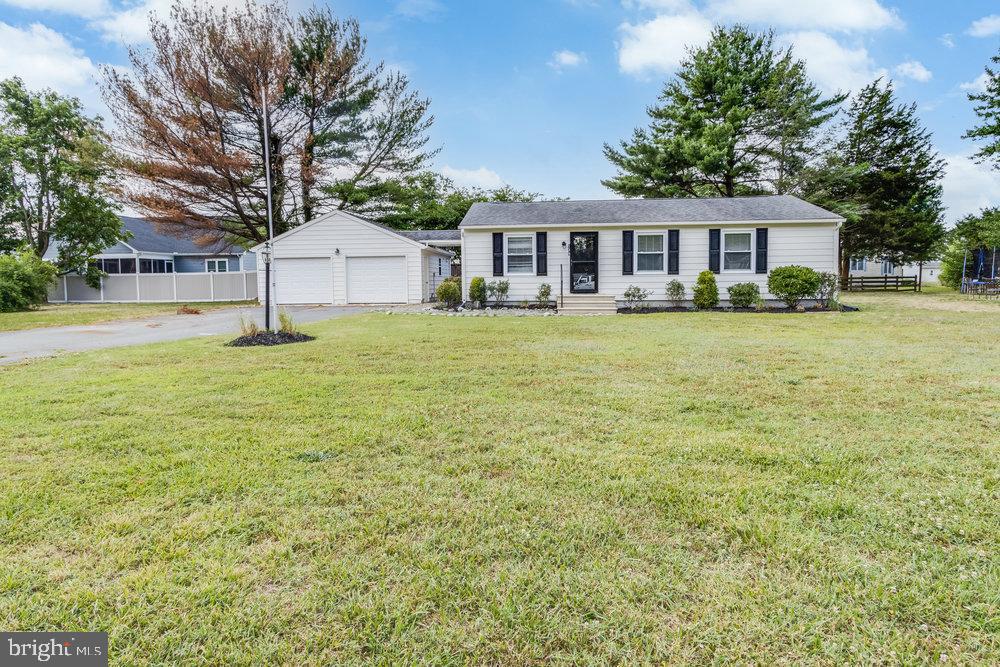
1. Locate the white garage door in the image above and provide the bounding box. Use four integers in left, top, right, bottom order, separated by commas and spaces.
275, 257, 332, 304
346, 256, 407, 303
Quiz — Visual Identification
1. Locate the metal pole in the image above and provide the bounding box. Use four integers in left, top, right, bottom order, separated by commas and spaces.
262, 83, 277, 332
961, 249, 968, 293
264, 247, 271, 331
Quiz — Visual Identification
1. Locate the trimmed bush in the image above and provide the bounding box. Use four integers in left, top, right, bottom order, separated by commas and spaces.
623, 285, 651, 310
768, 265, 822, 308
536, 283, 552, 304
665, 279, 685, 306
692, 271, 719, 310
486, 279, 509, 305
436, 280, 461, 308
0, 249, 58, 312
727, 282, 760, 309
469, 276, 487, 304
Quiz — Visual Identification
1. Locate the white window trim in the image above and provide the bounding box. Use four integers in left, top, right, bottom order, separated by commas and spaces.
721, 229, 755, 273
505, 234, 535, 274
635, 232, 666, 273
881, 260, 894, 276
851, 257, 867, 271
205, 258, 229, 273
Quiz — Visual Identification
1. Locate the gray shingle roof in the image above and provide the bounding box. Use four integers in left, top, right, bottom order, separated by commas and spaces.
397, 229, 461, 241
120, 217, 242, 254
458, 195, 842, 228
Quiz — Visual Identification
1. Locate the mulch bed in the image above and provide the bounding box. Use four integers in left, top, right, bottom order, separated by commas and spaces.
226, 331, 316, 347
618, 305, 855, 314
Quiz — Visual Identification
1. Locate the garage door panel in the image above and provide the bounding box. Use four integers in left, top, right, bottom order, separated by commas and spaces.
347, 256, 406, 303
276, 257, 332, 304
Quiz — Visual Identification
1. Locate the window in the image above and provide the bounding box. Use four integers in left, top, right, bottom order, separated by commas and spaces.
206, 259, 229, 273
506, 235, 533, 273
850, 257, 867, 271
881, 260, 894, 275
120, 258, 136, 274
99, 258, 120, 274
636, 233, 664, 271
139, 259, 172, 274
723, 231, 752, 271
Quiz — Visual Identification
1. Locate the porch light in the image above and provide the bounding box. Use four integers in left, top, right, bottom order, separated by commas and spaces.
261, 242, 272, 265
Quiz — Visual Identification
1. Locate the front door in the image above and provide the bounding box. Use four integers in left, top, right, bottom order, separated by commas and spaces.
570, 232, 598, 293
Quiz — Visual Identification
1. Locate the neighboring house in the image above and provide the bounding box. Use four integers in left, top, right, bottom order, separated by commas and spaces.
43, 216, 255, 274
458, 195, 842, 309
250, 210, 455, 304
848, 258, 943, 285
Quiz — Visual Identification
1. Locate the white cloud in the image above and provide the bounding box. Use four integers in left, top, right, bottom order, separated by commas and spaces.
942, 153, 1000, 224
93, 0, 242, 43
706, 0, 901, 32
960, 72, 990, 94
968, 14, 1000, 38
617, 12, 713, 76
394, 0, 444, 20
440, 165, 504, 190
894, 60, 932, 83
0, 0, 107, 18
939, 33, 955, 48
779, 31, 887, 95
549, 49, 587, 71
0, 22, 99, 101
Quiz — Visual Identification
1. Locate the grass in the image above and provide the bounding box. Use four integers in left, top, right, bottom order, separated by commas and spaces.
0, 290, 998, 664
0, 301, 256, 332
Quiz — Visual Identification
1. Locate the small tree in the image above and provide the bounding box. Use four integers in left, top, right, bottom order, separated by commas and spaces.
768, 265, 822, 308
665, 279, 685, 307
0, 249, 57, 312
468, 276, 486, 304
623, 285, 651, 310
536, 283, 552, 305
692, 271, 719, 309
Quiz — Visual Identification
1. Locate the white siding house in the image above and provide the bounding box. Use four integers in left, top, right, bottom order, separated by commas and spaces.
251, 210, 454, 305
459, 196, 842, 307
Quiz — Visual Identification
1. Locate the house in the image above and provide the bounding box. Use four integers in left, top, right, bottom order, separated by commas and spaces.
250, 210, 455, 304
458, 195, 842, 310
44, 216, 254, 274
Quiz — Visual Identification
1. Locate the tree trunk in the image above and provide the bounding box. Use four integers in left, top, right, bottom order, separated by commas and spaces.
301, 116, 315, 223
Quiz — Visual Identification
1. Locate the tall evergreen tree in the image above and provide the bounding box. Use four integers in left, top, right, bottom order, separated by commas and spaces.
603, 26, 843, 198
802, 80, 946, 277
963, 46, 1000, 170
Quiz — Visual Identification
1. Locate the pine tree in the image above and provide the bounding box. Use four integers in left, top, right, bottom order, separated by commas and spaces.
963, 47, 1000, 170
603, 26, 843, 198
803, 80, 946, 277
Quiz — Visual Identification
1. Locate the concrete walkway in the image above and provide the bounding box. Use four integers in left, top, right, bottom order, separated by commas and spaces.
0, 304, 411, 366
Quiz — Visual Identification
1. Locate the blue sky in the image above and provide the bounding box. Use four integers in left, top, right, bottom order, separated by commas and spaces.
1, 0, 999, 224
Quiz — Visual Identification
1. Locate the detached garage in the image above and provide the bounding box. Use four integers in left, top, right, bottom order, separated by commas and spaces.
252, 211, 454, 305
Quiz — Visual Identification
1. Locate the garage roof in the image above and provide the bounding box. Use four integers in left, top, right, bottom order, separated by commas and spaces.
458, 195, 843, 228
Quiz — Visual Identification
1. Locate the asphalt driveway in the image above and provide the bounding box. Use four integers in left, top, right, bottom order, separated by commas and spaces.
0, 304, 409, 365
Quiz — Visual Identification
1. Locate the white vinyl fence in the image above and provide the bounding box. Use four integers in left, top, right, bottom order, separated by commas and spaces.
48, 272, 258, 303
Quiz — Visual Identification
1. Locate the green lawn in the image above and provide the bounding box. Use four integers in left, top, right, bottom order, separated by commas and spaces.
0, 301, 256, 332
1, 292, 998, 664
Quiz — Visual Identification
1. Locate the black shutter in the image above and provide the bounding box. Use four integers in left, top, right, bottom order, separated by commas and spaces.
667, 229, 680, 275
492, 232, 503, 276
536, 232, 547, 276
708, 228, 721, 274
622, 230, 634, 275
755, 228, 768, 274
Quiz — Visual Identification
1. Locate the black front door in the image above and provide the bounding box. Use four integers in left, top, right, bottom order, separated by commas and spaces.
570, 232, 598, 293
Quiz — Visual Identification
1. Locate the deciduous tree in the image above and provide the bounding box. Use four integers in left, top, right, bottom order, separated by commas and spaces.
0, 78, 121, 285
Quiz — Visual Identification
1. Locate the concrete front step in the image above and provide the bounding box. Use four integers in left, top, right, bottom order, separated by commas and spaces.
558, 294, 618, 314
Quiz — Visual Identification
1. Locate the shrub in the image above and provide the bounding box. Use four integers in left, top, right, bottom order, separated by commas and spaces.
665, 279, 685, 307
486, 279, 509, 305
436, 280, 462, 308
727, 282, 760, 309
814, 271, 839, 309
536, 283, 552, 304
239, 314, 260, 337
469, 276, 487, 304
0, 249, 58, 312
768, 265, 822, 308
278, 309, 297, 334
623, 285, 651, 310
692, 271, 719, 309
